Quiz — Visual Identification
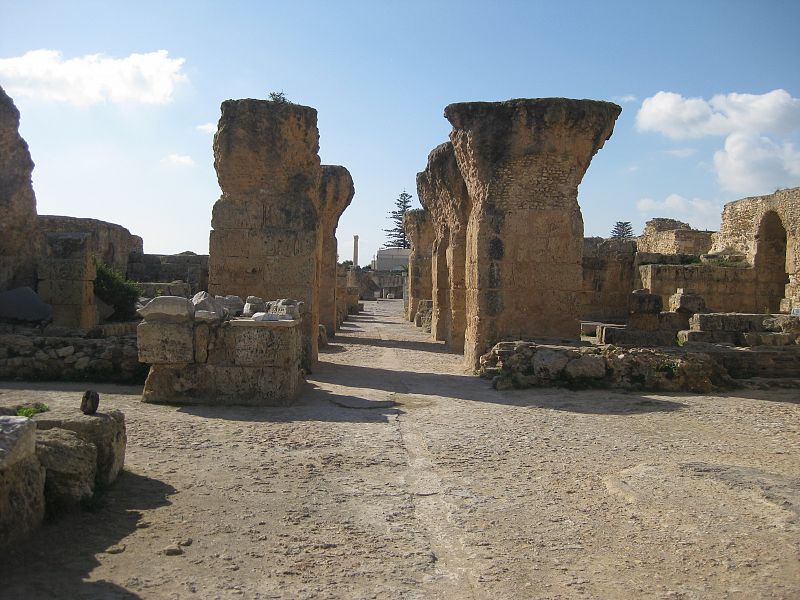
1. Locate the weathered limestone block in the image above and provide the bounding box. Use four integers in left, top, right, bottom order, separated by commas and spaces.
669, 288, 707, 314
445, 98, 621, 368
137, 320, 196, 364
208, 99, 323, 368
0, 86, 38, 292
417, 142, 471, 350
143, 319, 304, 405
34, 409, 126, 486
403, 209, 435, 324
138, 295, 195, 321
35, 428, 97, 510
579, 237, 638, 322
318, 165, 354, 337
0, 416, 45, 548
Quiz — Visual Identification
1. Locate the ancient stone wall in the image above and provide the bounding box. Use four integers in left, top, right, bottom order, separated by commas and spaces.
0, 327, 143, 383
38, 216, 143, 276
403, 209, 434, 323
639, 263, 762, 313
637, 218, 713, 256
711, 188, 800, 312
0, 85, 38, 291
579, 237, 638, 322
445, 98, 621, 368
416, 142, 471, 351
318, 166, 354, 337
208, 99, 322, 366
37, 233, 98, 329
127, 252, 209, 295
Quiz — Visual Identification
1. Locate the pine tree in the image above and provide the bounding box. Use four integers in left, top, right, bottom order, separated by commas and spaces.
610, 221, 634, 238
383, 190, 413, 248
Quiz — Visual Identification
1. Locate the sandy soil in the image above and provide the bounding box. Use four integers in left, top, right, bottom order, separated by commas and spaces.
1, 299, 798, 599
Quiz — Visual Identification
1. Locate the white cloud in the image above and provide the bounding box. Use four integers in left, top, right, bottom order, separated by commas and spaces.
196, 122, 216, 134
613, 94, 638, 104
0, 49, 187, 106
636, 89, 800, 195
636, 89, 800, 139
162, 154, 194, 167
713, 132, 800, 195
663, 147, 696, 158
636, 193, 722, 230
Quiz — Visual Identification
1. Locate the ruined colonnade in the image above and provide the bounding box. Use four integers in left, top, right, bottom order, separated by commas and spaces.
410, 98, 622, 368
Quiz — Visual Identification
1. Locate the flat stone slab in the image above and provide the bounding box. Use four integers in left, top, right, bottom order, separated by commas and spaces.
230, 318, 297, 328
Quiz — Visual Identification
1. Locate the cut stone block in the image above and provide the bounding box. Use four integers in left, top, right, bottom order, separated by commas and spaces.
33, 409, 126, 487
137, 320, 195, 364
35, 428, 97, 510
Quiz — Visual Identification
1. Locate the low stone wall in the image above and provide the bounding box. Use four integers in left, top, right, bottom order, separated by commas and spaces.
480, 341, 731, 393
0, 326, 144, 383
138, 297, 304, 405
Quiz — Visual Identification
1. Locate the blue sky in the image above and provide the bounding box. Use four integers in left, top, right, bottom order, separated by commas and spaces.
1, 0, 799, 265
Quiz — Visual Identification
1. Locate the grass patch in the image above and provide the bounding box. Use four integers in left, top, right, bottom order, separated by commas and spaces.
15, 402, 49, 417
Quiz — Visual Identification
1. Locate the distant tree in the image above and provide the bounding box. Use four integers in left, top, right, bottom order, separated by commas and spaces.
383, 190, 413, 248
268, 91, 290, 103
610, 221, 634, 238
338, 260, 353, 268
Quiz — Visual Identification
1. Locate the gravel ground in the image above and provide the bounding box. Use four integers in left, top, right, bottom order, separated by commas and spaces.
1, 299, 798, 599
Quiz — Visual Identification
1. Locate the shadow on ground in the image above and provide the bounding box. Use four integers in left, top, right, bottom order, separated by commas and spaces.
0, 471, 175, 599
312, 361, 688, 415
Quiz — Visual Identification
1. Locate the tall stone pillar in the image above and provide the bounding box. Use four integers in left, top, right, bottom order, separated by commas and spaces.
0, 85, 38, 291
444, 98, 621, 369
417, 142, 471, 351
318, 165, 354, 338
208, 99, 323, 367
403, 209, 434, 322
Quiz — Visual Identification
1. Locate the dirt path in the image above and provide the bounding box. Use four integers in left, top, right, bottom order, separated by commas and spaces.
1, 299, 799, 599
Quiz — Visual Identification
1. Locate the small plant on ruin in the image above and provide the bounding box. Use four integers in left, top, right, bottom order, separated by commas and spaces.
268, 91, 290, 104
610, 221, 634, 238
383, 190, 413, 248
93, 259, 142, 321
15, 402, 49, 417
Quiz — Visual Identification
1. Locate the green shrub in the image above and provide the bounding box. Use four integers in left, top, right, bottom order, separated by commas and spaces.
94, 260, 142, 321
16, 402, 49, 417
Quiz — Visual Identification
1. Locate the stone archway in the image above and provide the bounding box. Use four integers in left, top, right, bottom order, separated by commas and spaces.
754, 211, 789, 313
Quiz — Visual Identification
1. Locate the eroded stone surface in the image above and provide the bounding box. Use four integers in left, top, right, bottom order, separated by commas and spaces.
0, 85, 38, 292
416, 142, 471, 351
403, 209, 434, 325
0, 416, 45, 548
209, 99, 323, 367
318, 165, 354, 336
34, 408, 126, 486
445, 98, 621, 368
35, 427, 97, 509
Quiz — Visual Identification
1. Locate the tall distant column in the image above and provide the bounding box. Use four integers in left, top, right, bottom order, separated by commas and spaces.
318, 166, 355, 337
208, 99, 323, 367
353, 235, 359, 267
445, 98, 621, 369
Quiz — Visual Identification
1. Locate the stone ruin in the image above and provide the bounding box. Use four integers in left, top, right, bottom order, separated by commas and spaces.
403, 208, 434, 324
137, 295, 303, 405
410, 99, 621, 368
208, 99, 355, 369
402, 98, 799, 389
